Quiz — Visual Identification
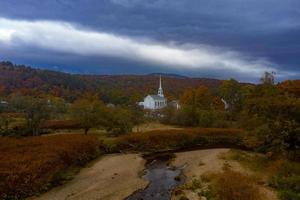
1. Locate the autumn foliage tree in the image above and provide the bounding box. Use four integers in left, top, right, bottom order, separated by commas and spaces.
129, 105, 145, 132
10, 95, 51, 135
162, 86, 225, 127
71, 96, 106, 134
240, 72, 300, 158
278, 80, 300, 98
104, 107, 134, 135
219, 79, 244, 119
180, 86, 213, 110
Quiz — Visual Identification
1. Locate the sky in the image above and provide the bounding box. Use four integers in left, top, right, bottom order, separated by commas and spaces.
0, 0, 299, 82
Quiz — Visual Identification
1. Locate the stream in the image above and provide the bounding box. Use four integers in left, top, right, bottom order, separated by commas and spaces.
127, 153, 184, 200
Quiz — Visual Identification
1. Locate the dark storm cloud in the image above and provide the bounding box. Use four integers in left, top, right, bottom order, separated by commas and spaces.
0, 0, 299, 81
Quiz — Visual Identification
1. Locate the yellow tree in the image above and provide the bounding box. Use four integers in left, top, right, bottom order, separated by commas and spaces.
278, 80, 300, 98
179, 86, 220, 127
180, 86, 213, 110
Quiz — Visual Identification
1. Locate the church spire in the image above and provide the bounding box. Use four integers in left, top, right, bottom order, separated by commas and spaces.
158, 75, 164, 97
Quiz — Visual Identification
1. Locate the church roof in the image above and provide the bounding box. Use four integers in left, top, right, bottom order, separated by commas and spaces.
148, 95, 166, 101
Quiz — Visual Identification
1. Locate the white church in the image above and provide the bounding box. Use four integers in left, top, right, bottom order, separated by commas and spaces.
139, 76, 167, 110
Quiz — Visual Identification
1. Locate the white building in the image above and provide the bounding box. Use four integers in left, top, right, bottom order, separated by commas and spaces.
0, 100, 8, 105
139, 76, 167, 110
221, 98, 229, 110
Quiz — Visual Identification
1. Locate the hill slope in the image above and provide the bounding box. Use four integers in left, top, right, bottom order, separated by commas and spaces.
0, 61, 223, 103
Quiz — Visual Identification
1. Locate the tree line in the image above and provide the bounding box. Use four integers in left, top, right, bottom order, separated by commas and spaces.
161, 72, 300, 160
0, 94, 144, 136
1, 70, 299, 159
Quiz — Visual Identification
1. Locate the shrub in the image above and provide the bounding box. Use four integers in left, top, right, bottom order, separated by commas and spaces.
0, 135, 101, 199
40, 120, 82, 130
197, 110, 218, 127
105, 107, 134, 136
269, 161, 300, 200
228, 150, 271, 172
212, 170, 262, 200
102, 139, 118, 153
113, 128, 245, 152
279, 190, 300, 200
228, 150, 300, 200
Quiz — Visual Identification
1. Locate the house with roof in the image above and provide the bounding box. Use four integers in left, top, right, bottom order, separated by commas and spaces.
169, 100, 180, 110
139, 76, 167, 110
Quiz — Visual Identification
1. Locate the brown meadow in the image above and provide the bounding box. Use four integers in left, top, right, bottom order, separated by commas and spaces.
0, 135, 100, 199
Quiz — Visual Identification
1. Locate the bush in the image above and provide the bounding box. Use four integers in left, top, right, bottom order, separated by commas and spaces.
212, 170, 262, 200
113, 128, 245, 152
102, 139, 118, 153
269, 161, 300, 200
161, 105, 225, 128
0, 135, 101, 199
229, 150, 300, 200
279, 190, 300, 200
40, 120, 82, 130
197, 110, 222, 127
105, 107, 134, 136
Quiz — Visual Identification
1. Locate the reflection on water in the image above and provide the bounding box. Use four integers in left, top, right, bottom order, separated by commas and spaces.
127, 154, 184, 200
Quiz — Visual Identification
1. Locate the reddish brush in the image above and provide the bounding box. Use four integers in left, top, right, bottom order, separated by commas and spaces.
0, 135, 100, 199
114, 128, 245, 151
40, 120, 82, 129
213, 170, 262, 200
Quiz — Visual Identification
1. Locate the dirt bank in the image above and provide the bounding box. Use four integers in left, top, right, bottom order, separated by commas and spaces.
30, 149, 278, 200
173, 149, 246, 181
31, 154, 147, 200
171, 148, 278, 200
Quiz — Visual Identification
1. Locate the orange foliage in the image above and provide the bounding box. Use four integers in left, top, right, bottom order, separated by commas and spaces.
180, 86, 223, 110
213, 96, 225, 111
278, 80, 300, 97
0, 62, 222, 102
0, 135, 100, 199
180, 86, 211, 105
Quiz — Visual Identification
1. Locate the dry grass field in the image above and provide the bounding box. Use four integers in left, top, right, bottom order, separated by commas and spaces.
132, 122, 182, 132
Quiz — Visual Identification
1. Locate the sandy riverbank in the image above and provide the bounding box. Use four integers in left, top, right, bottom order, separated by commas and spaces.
31, 154, 148, 200
30, 149, 278, 200
171, 148, 278, 200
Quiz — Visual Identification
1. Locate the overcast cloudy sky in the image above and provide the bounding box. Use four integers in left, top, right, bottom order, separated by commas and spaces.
0, 0, 299, 82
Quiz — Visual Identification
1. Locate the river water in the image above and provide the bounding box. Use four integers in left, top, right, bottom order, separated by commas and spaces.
127, 153, 184, 200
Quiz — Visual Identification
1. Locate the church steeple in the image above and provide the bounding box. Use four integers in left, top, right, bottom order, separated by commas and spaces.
158, 75, 164, 97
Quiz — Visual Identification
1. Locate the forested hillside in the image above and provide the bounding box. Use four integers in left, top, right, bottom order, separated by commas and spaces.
0, 61, 222, 104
